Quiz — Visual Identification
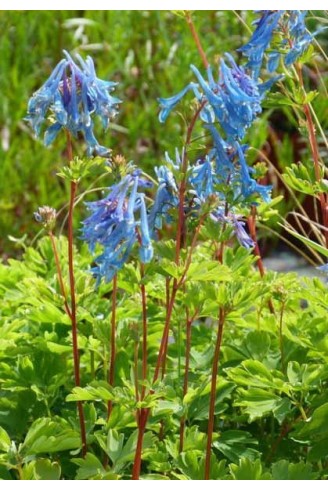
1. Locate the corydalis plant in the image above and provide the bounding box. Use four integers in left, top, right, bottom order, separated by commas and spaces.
27, 50, 120, 156
27, 50, 120, 457
82, 169, 153, 283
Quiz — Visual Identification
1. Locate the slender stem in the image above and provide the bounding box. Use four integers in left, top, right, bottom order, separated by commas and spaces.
140, 264, 148, 400
132, 80, 207, 482
134, 336, 140, 405
175, 102, 206, 264
179, 311, 193, 452
160, 278, 171, 380
296, 64, 328, 247
66, 132, 87, 457
247, 206, 275, 315
279, 301, 286, 374
185, 11, 209, 69
48, 230, 72, 319
107, 274, 118, 418
204, 308, 225, 480
132, 408, 147, 480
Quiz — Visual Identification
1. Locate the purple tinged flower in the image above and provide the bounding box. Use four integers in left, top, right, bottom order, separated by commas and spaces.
27, 50, 120, 156
210, 209, 254, 249
231, 215, 254, 249
81, 170, 153, 283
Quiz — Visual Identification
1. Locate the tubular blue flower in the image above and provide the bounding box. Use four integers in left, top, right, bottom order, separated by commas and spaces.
236, 143, 272, 202
190, 155, 214, 200
27, 50, 120, 156
206, 124, 234, 182
239, 11, 284, 77
284, 11, 315, 66
139, 195, 153, 262
148, 158, 179, 234
158, 82, 200, 123
191, 55, 263, 141
241, 11, 317, 75
81, 169, 153, 283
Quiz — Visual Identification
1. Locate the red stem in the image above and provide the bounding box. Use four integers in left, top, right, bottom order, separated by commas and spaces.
185, 11, 209, 70
296, 64, 328, 247
68, 178, 87, 457
247, 206, 275, 314
107, 274, 117, 418
66, 132, 87, 457
132, 409, 147, 480
49, 231, 72, 319
204, 308, 225, 480
132, 61, 207, 480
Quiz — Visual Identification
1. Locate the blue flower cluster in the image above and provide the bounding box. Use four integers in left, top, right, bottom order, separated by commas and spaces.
43, 11, 317, 283
240, 11, 315, 75
81, 170, 153, 283
156, 10, 315, 250
27, 50, 120, 156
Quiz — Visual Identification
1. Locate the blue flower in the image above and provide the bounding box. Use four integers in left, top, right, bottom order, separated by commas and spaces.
235, 143, 272, 203
206, 125, 234, 183
158, 82, 201, 123
139, 195, 153, 262
27, 50, 120, 156
191, 55, 263, 140
148, 155, 179, 234
190, 155, 214, 200
239, 11, 284, 77
81, 170, 153, 283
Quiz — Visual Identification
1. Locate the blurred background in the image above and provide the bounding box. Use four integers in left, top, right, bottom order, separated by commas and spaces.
0, 10, 327, 265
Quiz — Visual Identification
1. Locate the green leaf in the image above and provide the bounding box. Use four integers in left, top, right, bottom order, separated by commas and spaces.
21, 417, 81, 455
229, 458, 271, 480
186, 262, 231, 282
175, 451, 227, 480
272, 460, 317, 480
213, 430, 260, 463
291, 402, 328, 442
262, 93, 296, 108
34, 459, 61, 480
282, 163, 317, 196
0, 427, 11, 453
226, 360, 285, 391
106, 429, 154, 470
66, 384, 113, 402
308, 438, 328, 462
73, 453, 118, 480
235, 388, 283, 421
245, 331, 271, 360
